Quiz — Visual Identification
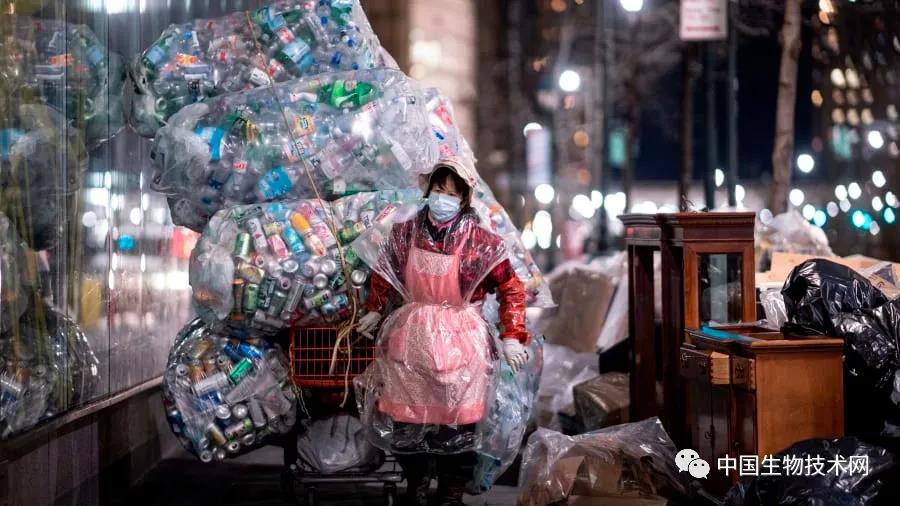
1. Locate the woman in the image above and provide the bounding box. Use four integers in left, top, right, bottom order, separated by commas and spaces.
356, 157, 529, 505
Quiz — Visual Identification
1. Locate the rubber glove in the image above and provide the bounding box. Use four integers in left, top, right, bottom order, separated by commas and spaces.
357, 312, 382, 340
502, 338, 528, 373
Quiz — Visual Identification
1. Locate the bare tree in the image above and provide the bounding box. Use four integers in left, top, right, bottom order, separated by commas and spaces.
769, 0, 802, 214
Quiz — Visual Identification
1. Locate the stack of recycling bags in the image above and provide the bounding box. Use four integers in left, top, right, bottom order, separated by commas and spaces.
162, 318, 296, 462
131, 0, 390, 137
150, 68, 434, 231
0, 212, 101, 439
0, 17, 125, 149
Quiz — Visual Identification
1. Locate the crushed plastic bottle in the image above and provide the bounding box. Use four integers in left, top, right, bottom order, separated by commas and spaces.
162, 318, 297, 462
0, 17, 126, 149
189, 190, 420, 335
151, 68, 435, 232
131, 0, 391, 137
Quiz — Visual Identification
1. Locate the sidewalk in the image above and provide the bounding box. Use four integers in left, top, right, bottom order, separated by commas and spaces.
115, 446, 520, 506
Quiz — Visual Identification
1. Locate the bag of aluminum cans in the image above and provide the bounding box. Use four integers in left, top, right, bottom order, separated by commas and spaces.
151, 67, 435, 232
131, 0, 389, 137
0, 16, 126, 148
423, 88, 552, 308
189, 190, 420, 335
0, 301, 101, 439
0, 104, 89, 250
162, 318, 297, 462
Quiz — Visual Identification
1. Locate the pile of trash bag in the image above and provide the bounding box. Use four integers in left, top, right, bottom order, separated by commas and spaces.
0, 104, 88, 250
131, 0, 389, 137
517, 418, 689, 506
189, 190, 420, 334
0, 301, 101, 439
0, 17, 125, 148
162, 318, 297, 462
296, 414, 384, 474
782, 259, 900, 449
150, 68, 434, 231
725, 437, 900, 505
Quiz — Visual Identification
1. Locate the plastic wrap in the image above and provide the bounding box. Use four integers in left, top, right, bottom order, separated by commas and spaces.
781, 259, 889, 336
573, 372, 629, 432
131, 0, 389, 137
517, 418, 689, 506
724, 437, 900, 506
422, 88, 552, 308
162, 318, 296, 462
859, 262, 900, 300
150, 68, 435, 231
0, 212, 30, 333
189, 190, 420, 334
0, 301, 101, 439
296, 414, 384, 474
535, 343, 598, 432
353, 208, 510, 454
0, 17, 125, 148
755, 211, 833, 272
0, 104, 88, 250
759, 287, 788, 330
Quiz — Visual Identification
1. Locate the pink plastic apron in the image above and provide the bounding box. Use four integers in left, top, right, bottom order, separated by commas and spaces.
377, 245, 492, 425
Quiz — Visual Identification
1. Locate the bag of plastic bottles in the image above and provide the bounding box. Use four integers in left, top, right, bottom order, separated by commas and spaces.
131, 0, 389, 137
0, 300, 101, 439
162, 318, 297, 462
189, 190, 421, 335
0, 212, 31, 333
0, 104, 88, 250
0, 17, 125, 148
150, 68, 435, 232
422, 88, 552, 308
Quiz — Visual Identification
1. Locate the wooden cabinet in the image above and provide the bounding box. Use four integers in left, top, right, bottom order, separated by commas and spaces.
681, 325, 844, 493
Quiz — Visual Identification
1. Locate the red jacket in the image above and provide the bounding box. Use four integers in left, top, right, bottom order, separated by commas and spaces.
365, 208, 529, 343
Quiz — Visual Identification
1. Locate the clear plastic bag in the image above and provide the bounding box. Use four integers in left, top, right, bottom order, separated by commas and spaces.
0, 17, 125, 148
353, 207, 511, 455
0, 212, 30, 333
535, 343, 598, 432
517, 418, 690, 506
0, 104, 88, 250
162, 318, 297, 462
150, 68, 435, 232
296, 414, 384, 474
573, 372, 630, 432
755, 210, 833, 272
759, 287, 788, 330
859, 262, 900, 300
189, 190, 421, 335
131, 0, 390, 137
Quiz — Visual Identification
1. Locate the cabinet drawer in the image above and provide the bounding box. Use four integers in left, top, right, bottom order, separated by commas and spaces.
680, 347, 732, 385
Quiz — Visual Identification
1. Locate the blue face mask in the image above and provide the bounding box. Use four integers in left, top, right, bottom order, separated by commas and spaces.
427, 193, 461, 223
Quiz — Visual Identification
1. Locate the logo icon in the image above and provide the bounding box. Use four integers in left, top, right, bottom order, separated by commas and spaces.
676, 448, 710, 479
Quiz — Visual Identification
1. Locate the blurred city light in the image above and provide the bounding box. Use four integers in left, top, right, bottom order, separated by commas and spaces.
885, 208, 897, 224
534, 211, 553, 249
868, 130, 885, 149
835, 184, 847, 200
873, 196, 884, 212
558, 69, 581, 92
521, 227, 537, 249
848, 182, 862, 200
735, 184, 746, 203
802, 204, 816, 221
715, 168, 724, 187
572, 194, 596, 219
759, 209, 774, 225
523, 122, 543, 137
840, 199, 852, 213
619, 0, 644, 12
872, 170, 887, 188
887, 192, 899, 208
870, 222, 881, 235
813, 210, 828, 227
852, 209, 866, 228
534, 183, 555, 204
789, 188, 805, 206
797, 153, 815, 173
827, 201, 839, 217
591, 190, 604, 209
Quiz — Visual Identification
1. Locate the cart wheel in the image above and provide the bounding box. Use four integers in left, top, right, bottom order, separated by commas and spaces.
384, 483, 398, 506
306, 485, 318, 506
280, 470, 298, 504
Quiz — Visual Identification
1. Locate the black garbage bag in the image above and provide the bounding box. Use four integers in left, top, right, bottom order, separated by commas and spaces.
724, 437, 900, 506
781, 259, 888, 336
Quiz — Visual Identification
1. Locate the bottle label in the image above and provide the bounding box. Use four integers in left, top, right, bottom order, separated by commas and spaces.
195, 127, 226, 161
249, 67, 271, 86
292, 115, 315, 136
175, 53, 199, 66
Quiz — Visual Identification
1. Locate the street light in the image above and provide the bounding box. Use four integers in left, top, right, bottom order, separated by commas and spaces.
558, 69, 581, 92
619, 0, 644, 12
797, 153, 815, 173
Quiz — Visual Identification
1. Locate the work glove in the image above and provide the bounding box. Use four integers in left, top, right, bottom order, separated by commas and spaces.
502, 338, 528, 373
357, 312, 382, 340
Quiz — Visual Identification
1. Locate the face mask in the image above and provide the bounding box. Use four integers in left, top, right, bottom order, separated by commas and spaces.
427, 193, 461, 223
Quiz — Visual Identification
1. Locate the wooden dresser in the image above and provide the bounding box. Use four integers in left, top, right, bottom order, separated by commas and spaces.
680, 325, 844, 492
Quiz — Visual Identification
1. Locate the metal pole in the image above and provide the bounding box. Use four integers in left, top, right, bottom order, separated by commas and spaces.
726, 0, 738, 207
601, 0, 614, 250
704, 42, 718, 210
593, 0, 606, 254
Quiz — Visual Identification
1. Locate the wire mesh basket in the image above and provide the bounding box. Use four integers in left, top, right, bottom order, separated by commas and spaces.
290, 326, 377, 389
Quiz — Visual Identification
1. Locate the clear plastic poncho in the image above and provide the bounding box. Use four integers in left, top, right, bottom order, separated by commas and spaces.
131, 0, 389, 137
353, 207, 510, 455
162, 318, 297, 462
0, 16, 125, 148
151, 68, 436, 232
189, 190, 421, 335
0, 212, 30, 333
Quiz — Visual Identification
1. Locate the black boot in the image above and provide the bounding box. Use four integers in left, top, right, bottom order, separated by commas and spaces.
435, 475, 467, 506
397, 454, 432, 506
